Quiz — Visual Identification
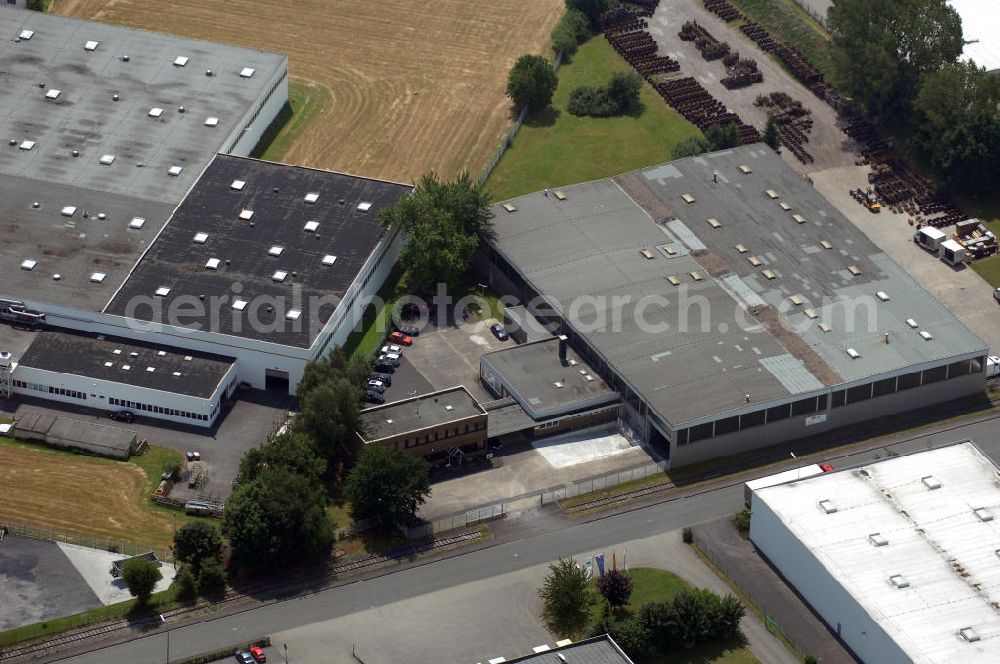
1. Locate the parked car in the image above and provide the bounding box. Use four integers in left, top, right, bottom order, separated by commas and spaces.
364, 389, 385, 405
396, 324, 419, 337
235, 652, 255, 664
110, 409, 135, 423
380, 352, 401, 364
490, 323, 508, 341
249, 645, 267, 663
366, 380, 386, 393
372, 360, 396, 373
994, 287, 1000, 303
373, 372, 393, 387
381, 344, 403, 355
388, 331, 413, 346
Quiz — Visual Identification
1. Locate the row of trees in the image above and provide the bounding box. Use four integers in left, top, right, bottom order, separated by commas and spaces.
568, 72, 642, 118
829, 0, 1000, 192
551, 9, 591, 58
670, 122, 746, 160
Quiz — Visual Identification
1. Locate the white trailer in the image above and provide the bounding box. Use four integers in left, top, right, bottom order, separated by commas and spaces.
914, 226, 945, 252
940, 238, 966, 265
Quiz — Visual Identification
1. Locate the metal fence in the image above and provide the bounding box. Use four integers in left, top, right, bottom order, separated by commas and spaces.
477, 51, 564, 188
791, 0, 829, 28
0, 520, 173, 562
539, 459, 668, 505
403, 502, 505, 539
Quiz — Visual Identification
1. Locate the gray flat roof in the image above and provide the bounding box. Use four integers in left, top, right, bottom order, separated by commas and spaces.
504, 636, 634, 663
0, 8, 287, 204
18, 327, 234, 399
490, 146, 986, 426
14, 412, 135, 455
105, 154, 412, 348
481, 337, 618, 419
359, 386, 485, 442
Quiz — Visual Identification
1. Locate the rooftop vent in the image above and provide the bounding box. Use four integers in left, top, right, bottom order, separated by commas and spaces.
129, 217, 146, 230
121, 54, 129, 62
906, 318, 918, 329
157, 351, 166, 356
178, 106, 185, 113
205, 258, 221, 270
846, 348, 860, 359
148, 107, 164, 118
53, 274, 61, 280
920, 330, 934, 341
193, 232, 209, 244
385, 419, 393, 424
146, 366, 155, 373
819, 499, 838, 514
45, 89, 61, 100
445, 405, 453, 411
268, 246, 283, 257
99, 154, 115, 165
155, 287, 171, 297
173, 56, 189, 67
129, 352, 138, 358
322, 254, 337, 266
205, 69, 214, 76
239, 209, 254, 220
113, 349, 122, 355
974, 507, 993, 522
19, 140, 35, 151
303, 220, 319, 232
232, 299, 248, 311
97, 212, 106, 220
960, 627, 980, 643
869, 533, 888, 547
204, 117, 219, 127
272, 270, 288, 282
357, 201, 372, 212
172, 371, 182, 377
554, 381, 564, 388
286, 309, 302, 321
84, 40, 100, 51
681, 193, 695, 204
304, 192, 319, 204
585, 375, 595, 381
90, 272, 106, 283
889, 574, 909, 589
20, 259, 37, 271
240, 67, 256, 78
19, 30, 35, 40
112, 93, 120, 101
168, 165, 183, 176
184, 356, 192, 361
922, 475, 942, 490
876, 291, 890, 302
231, 180, 246, 190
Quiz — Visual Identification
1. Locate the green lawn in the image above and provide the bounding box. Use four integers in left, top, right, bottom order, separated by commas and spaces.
250, 81, 331, 163
971, 255, 1000, 288
487, 38, 702, 201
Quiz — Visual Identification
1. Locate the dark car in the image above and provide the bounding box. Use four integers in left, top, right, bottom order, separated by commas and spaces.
396, 324, 419, 337
372, 361, 396, 374
490, 323, 508, 341
366, 380, 386, 393
377, 353, 401, 367
235, 651, 255, 664
373, 372, 393, 387
110, 409, 135, 423
364, 389, 385, 405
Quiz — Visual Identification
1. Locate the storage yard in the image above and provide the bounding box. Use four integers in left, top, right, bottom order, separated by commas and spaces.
51, 0, 563, 182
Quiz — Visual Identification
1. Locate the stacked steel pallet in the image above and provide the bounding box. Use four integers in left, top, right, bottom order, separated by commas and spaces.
679, 20, 731, 61
739, 22, 776, 52
754, 92, 814, 164
654, 77, 761, 144
704, 0, 742, 21
721, 52, 763, 89
602, 5, 681, 78
621, 0, 659, 17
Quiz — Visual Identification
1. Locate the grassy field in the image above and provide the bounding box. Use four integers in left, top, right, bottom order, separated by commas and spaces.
728, 0, 835, 80
0, 438, 188, 552
52, 0, 563, 183
486, 38, 702, 201
251, 81, 332, 164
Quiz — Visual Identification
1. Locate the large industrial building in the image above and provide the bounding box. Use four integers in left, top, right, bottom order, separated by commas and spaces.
0, 8, 411, 426
748, 441, 1000, 664
479, 146, 988, 466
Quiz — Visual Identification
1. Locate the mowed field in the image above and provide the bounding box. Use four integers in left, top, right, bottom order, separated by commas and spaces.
52, 0, 564, 183
0, 438, 178, 551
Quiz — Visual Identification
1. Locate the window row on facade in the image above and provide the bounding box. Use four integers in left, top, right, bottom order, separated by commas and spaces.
109, 396, 209, 421
401, 419, 486, 449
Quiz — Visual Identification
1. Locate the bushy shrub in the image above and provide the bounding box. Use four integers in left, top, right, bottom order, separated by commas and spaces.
706, 122, 740, 150
671, 135, 711, 159
682, 526, 693, 544
567, 72, 642, 117
552, 10, 590, 57
732, 509, 751, 538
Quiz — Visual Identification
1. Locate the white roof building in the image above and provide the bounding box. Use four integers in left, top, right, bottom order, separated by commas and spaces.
949, 0, 1000, 73
749, 441, 1000, 664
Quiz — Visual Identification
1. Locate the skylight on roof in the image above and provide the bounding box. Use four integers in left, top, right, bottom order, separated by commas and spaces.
99, 154, 116, 165
286, 309, 302, 321
272, 270, 288, 282
303, 220, 319, 232
19, 30, 34, 40
104, 361, 113, 368
146, 366, 155, 373
157, 351, 166, 356
876, 291, 890, 302
20, 259, 37, 271
304, 192, 319, 204
889, 574, 909, 589
922, 475, 942, 490
357, 201, 373, 212
960, 627, 980, 643
85, 40, 100, 51
920, 330, 934, 340
173, 56, 189, 67
231, 180, 246, 190
193, 232, 209, 244
846, 348, 860, 359
906, 318, 918, 328
239, 209, 254, 220
268, 246, 283, 257
205, 258, 221, 270
129, 217, 146, 230
204, 117, 219, 127
45, 89, 61, 100
19, 140, 35, 151
168, 166, 183, 176
61, 206, 76, 217
232, 299, 248, 311
975, 507, 993, 522
155, 287, 171, 297
819, 499, 838, 514
148, 107, 164, 118
240, 67, 256, 78
322, 254, 337, 266
869, 533, 888, 547
90, 272, 106, 283
121, 364, 130, 371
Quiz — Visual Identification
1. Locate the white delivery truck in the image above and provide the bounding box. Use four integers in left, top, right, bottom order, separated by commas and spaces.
914, 226, 946, 252
940, 238, 966, 266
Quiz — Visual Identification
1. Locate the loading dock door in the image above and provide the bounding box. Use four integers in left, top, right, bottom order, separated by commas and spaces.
265, 368, 290, 393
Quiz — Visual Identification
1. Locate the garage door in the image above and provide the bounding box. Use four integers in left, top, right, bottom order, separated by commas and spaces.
265, 369, 290, 393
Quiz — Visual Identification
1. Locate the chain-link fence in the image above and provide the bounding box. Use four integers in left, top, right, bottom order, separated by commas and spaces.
0, 520, 173, 562
790, 0, 829, 28
539, 459, 668, 505
404, 502, 505, 539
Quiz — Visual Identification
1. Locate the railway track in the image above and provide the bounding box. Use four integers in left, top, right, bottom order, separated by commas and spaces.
0, 530, 482, 662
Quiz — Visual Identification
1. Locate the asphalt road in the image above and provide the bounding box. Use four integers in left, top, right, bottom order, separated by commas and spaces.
53, 413, 1000, 664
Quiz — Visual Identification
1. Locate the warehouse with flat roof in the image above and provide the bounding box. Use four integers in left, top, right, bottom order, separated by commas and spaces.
749, 441, 1000, 664
479, 146, 988, 466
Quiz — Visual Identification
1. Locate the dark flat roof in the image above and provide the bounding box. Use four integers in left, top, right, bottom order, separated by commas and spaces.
106, 154, 412, 348
19, 327, 234, 399
14, 412, 136, 456
359, 386, 485, 442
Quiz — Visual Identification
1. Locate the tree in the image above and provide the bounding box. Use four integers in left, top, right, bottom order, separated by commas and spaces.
121, 557, 162, 605
26, 0, 47, 10
606, 72, 642, 114
538, 557, 591, 637
705, 123, 740, 150
566, 0, 610, 26
597, 569, 634, 608
671, 135, 711, 160
607, 616, 652, 662
732, 509, 751, 538
197, 559, 227, 597
172, 522, 222, 574
377, 172, 494, 289
640, 601, 686, 654
239, 433, 326, 486
506, 55, 559, 111
296, 378, 363, 464
713, 594, 746, 640
552, 9, 591, 57
829, 0, 963, 119
222, 466, 334, 570
763, 116, 781, 151
346, 445, 431, 528
173, 565, 197, 604
568, 72, 643, 118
